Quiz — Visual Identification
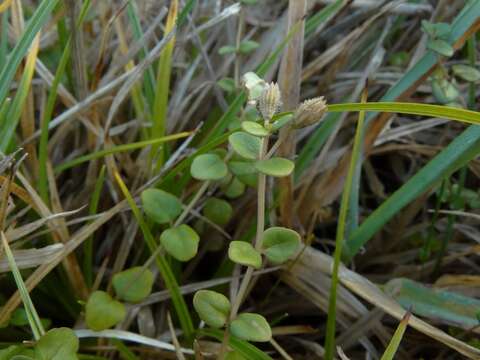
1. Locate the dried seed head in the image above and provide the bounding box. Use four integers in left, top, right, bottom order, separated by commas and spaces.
293, 96, 327, 129
258, 82, 282, 120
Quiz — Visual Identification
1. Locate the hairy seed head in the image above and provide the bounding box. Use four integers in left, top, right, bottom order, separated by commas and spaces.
293, 96, 327, 129
258, 82, 282, 120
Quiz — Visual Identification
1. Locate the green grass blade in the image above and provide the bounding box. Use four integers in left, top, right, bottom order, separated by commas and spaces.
177, 0, 196, 27
296, 0, 480, 177
380, 312, 410, 360
126, 1, 156, 109
305, 0, 345, 37
114, 173, 195, 342
344, 124, 480, 259
0, 0, 59, 108
151, 0, 177, 167
1, 232, 44, 340
0, 10, 8, 69
324, 91, 367, 360
0, 34, 40, 151
327, 102, 480, 125
38, 39, 72, 201
83, 165, 106, 288
198, 329, 273, 360
55, 132, 191, 174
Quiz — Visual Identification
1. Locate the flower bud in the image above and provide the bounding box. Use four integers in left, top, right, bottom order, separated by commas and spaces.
242, 72, 266, 103
258, 82, 282, 120
293, 97, 327, 129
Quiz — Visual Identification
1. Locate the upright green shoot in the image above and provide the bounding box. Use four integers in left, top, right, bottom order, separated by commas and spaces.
324, 87, 368, 359
151, 0, 178, 169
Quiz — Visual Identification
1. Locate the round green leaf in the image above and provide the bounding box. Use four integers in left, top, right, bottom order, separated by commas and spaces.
0, 346, 35, 360
112, 267, 154, 303
427, 39, 453, 57
452, 64, 480, 82
271, 113, 293, 132
191, 154, 228, 181
239, 40, 259, 54
218, 78, 236, 93
261, 227, 301, 264
241, 121, 269, 137
160, 224, 199, 262
229, 160, 258, 188
35, 328, 78, 360
228, 241, 262, 269
193, 290, 231, 328
229, 132, 261, 160
230, 313, 272, 342
254, 157, 294, 177
421, 21, 451, 39
219, 45, 237, 55
141, 189, 182, 224
86, 291, 126, 331
203, 198, 233, 226
10, 308, 29, 327
222, 176, 246, 199
431, 78, 459, 104
389, 51, 409, 67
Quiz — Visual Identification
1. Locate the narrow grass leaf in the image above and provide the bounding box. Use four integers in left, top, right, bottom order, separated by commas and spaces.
0, 33, 40, 151
38, 39, 71, 201
126, 1, 156, 108
327, 102, 480, 126
297, 0, 480, 178
198, 328, 273, 360
151, 0, 178, 166
1, 232, 44, 340
345, 124, 480, 259
0, 0, 58, 107
55, 132, 190, 173
324, 89, 367, 359
305, 0, 346, 37
83, 165, 105, 288
380, 312, 411, 360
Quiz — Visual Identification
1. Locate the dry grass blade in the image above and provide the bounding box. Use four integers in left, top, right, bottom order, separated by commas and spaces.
74, 329, 194, 355
0, 243, 63, 272
277, 0, 306, 227
290, 246, 480, 359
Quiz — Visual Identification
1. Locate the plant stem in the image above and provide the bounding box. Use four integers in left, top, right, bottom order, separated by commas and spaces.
217, 119, 270, 359
324, 88, 367, 359
175, 181, 210, 226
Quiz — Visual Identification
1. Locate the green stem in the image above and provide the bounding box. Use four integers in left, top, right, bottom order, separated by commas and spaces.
324, 98, 367, 359
83, 165, 106, 288
175, 181, 210, 226
218, 119, 270, 360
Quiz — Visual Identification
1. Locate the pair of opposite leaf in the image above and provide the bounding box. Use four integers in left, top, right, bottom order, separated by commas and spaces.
85, 266, 154, 331
193, 290, 272, 343
228, 227, 301, 269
